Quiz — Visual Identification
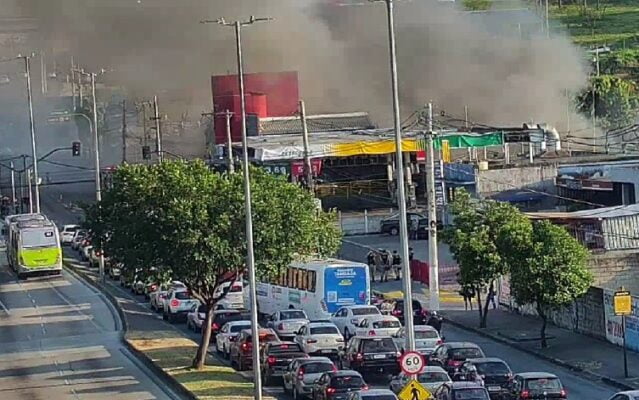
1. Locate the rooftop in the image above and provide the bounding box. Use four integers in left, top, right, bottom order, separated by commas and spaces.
527, 204, 639, 220
259, 112, 375, 135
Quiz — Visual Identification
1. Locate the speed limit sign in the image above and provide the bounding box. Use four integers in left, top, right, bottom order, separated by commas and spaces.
400, 351, 425, 375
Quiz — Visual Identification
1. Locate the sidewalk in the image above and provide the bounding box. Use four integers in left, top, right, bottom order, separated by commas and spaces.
371, 279, 465, 308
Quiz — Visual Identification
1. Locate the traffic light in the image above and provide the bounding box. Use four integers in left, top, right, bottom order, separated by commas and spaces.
142, 145, 151, 160
72, 141, 81, 157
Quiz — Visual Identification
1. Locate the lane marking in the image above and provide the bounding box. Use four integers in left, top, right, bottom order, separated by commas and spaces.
0, 297, 10, 315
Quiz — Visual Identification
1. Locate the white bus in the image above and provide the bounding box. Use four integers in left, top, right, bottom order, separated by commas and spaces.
255, 258, 371, 321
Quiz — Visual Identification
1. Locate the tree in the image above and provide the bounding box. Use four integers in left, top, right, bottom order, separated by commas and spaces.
86, 160, 342, 369
579, 75, 639, 130
442, 190, 527, 328
509, 220, 592, 348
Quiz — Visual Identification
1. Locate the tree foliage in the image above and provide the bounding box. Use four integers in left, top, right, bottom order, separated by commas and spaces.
85, 160, 342, 368
579, 75, 639, 129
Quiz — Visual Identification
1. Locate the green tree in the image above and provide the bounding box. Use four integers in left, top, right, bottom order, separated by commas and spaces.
509, 220, 592, 348
86, 160, 341, 369
579, 75, 639, 129
462, 0, 492, 11
442, 190, 526, 328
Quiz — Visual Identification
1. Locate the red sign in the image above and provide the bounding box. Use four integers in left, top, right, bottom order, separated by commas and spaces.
290, 159, 323, 178
416, 150, 426, 163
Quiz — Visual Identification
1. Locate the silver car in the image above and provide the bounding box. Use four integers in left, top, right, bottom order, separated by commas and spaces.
268, 309, 310, 340
282, 356, 335, 400
389, 366, 452, 394
294, 322, 344, 357
393, 325, 442, 355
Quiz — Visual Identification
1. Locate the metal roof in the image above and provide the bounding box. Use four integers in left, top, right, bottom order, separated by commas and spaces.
259, 112, 375, 135
527, 204, 639, 220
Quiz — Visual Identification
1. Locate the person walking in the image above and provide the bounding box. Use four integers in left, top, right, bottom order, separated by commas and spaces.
459, 285, 475, 311
427, 310, 443, 334
392, 250, 401, 280
380, 249, 390, 282
366, 249, 376, 282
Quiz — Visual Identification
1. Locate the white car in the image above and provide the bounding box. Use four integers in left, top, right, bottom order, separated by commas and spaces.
60, 224, 80, 244
607, 391, 639, 400
393, 325, 442, 355
150, 281, 186, 312
71, 229, 87, 250
354, 315, 401, 337
294, 321, 344, 357
81, 244, 93, 262
215, 320, 253, 358
213, 281, 245, 310
162, 287, 198, 323
389, 366, 452, 394
331, 305, 382, 339
267, 309, 310, 340
108, 264, 122, 280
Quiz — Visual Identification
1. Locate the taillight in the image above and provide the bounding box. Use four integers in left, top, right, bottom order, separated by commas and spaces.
368, 330, 376, 336
560, 389, 567, 398
297, 367, 305, 380
278, 323, 284, 330
170, 299, 180, 308
326, 388, 336, 394
436, 339, 443, 345
392, 309, 401, 316
241, 342, 251, 352
520, 390, 530, 399
306, 339, 318, 344
355, 352, 364, 361
420, 309, 428, 316
212, 322, 220, 331
95, 250, 102, 256
150, 284, 158, 292
229, 336, 238, 342
332, 365, 338, 372
447, 360, 462, 367
267, 356, 276, 366
361, 385, 369, 391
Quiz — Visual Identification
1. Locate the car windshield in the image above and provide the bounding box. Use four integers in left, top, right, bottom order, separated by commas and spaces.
361, 338, 396, 353
65, 226, 78, 232
451, 348, 483, 360
330, 375, 364, 389
475, 362, 510, 375
175, 291, 191, 300
281, 310, 307, 320
197, 305, 208, 313
372, 320, 400, 329
418, 372, 450, 383
415, 330, 439, 339
214, 312, 239, 323
525, 378, 562, 390
269, 343, 303, 353
454, 389, 489, 400
230, 324, 251, 333
310, 326, 339, 335
352, 307, 380, 316
229, 284, 243, 292
246, 333, 279, 343
21, 230, 57, 248
303, 362, 334, 374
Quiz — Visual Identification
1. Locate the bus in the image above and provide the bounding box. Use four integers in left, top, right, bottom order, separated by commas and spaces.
4, 214, 48, 263
7, 219, 62, 279
254, 258, 371, 321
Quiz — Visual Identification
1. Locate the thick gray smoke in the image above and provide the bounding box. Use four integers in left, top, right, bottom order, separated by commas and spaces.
8, 0, 588, 130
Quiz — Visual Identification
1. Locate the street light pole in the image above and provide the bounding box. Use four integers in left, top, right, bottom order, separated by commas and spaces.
90, 72, 105, 284
10, 161, 16, 213
224, 109, 234, 173
299, 100, 314, 191
426, 103, 440, 312
153, 95, 163, 163
203, 15, 272, 400
20, 55, 41, 213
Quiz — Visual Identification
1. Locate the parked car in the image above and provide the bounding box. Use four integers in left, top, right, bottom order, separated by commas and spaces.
108, 264, 122, 280
390, 299, 429, 326
331, 305, 382, 339
282, 357, 336, 400
268, 309, 311, 340
353, 315, 401, 337
80, 244, 93, 262
205, 309, 251, 339
346, 389, 398, 400
60, 224, 80, 244
88, 247, 111, 269
260, 342, 308, 385
70, 229, 87, 250
380, 212, 426, 236
458, 358, 512, 399
507, 373, 566, 400
230, 328, 280, 371
393, 325, 442, 355
311, 370, 367, 400
607, 391, 639, 400
162, 287, 198, 323
429, 342, 486, 375
434, 382, 490, 400
215, 320, 253, 358
389, 366, 452, 394
150, 281, 186, 312
294, 321, 344, 358
213, 280, 245, 310
339, 336, 400, 375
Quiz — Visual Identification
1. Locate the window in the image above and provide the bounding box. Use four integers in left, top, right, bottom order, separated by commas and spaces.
278, 270, 286, 286
308, 271, 316, 293
298, 269, 308, 290
288, 268, 297, 288
310, 326, 339, 335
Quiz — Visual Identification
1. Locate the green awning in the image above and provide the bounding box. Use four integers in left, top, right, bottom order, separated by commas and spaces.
422, 132, 504, 149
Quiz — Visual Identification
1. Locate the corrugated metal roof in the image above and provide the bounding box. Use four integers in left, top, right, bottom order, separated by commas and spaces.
259, 112, 375, 135
527, 204, 639, 220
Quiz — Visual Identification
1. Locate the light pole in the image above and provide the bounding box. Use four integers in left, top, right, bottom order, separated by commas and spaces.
369, 0, 416, 353
202, 15, 272, 400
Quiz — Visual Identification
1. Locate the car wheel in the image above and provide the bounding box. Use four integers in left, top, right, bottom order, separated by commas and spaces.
390, 227, 399, 236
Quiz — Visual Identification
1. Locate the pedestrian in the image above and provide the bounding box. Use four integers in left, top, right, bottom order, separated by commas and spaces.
409, 247, 414, 261
488, 288, 497, 310
409, 217, 418, 240
459, 285, 475, 311
366, 249, 376, 282
380, 249, 390, 282
392, 250, 401, 280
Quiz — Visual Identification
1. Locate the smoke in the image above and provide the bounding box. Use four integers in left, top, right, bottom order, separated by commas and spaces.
9, 0, 588, 131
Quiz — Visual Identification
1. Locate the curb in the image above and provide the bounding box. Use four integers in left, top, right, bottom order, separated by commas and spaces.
443, 315, 636, 392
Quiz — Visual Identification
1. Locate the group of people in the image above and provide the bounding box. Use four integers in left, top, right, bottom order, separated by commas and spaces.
366, 247, 413, 283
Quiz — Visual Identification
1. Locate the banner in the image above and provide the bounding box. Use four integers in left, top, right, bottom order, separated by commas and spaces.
603, 288, 639, 352
431, 132, 504, 149
255, 139, 421, 161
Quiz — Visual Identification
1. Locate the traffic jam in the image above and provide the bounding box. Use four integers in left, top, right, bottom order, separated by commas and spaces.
64, 229, 569, 400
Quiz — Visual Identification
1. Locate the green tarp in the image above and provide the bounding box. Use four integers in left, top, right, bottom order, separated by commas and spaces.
422, 132, 504, 149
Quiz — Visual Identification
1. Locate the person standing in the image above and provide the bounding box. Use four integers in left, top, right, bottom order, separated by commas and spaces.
366, 249, 376, 282
392, 250, 401, 280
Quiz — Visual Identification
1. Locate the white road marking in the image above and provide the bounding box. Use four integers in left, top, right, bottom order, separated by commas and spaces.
0, 297, 10, 315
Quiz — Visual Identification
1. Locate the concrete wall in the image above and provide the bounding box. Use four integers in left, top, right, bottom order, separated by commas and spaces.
476, 164, 558, 196
588, 250, 639, 293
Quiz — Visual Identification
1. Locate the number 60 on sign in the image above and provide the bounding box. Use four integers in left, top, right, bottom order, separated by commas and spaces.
400, 351, 425, 375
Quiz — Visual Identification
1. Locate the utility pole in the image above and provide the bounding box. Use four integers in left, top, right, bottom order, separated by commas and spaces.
26, 169, 33, 213
592, 47, 600, 153
78, 71, 83, 109
224, 109, 234, 173
545, 0, 550, 38
299, 100, 314, 191
20, 155, 26, 213
122, 100, 127, 163
153, 95, 163, 162
20, 55, 40, 213
40, 51, 47, 95
203, 15, 272, 400
10, 161, 16, 213
71, 57, 76, 111
426, 103, 440, 312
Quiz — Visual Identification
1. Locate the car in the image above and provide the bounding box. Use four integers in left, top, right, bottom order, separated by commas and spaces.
458, 358, 512, 399
429, 342, 486, 375
162, 287, 198, 323
282, 357, 336, 400
78, 236, 92, 255
339, 336, 400, 375
389, 366, 452, 394
346, 389, 398, 400
60, 224, 80, 244
203, 309, 251, 339
70, 229, 87, 250
230, 328, 280, 371
507, 372, 566, 400
294, 321, 345, 357
434, 381, 490, 400
353, 315, 401, 337
268, 309, 311, 340
607, 391, 639, 400
108, 264, 122, 280
215, 320, 253, 358
213, 280, 245, 310
311, 370, 368, 400
260, 341, 308, 385
150, 281, 186, 312
88, 247, 111, 269
390, 299, 429, 326
331, 305, 382, 339
392, 325, 442, 355
186, 304, 208, 332
380, 212, 427, 236
80, 244, 93, 262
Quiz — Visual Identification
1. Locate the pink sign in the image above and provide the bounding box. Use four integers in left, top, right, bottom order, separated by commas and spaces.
290, 159, 323, 178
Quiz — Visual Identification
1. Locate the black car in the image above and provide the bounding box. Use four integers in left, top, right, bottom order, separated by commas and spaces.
508, 373, 567, 399
434, 382, 490, 400
312, 370, 368, 400
429, 342, 486, 374
390, 299, 428, 325
260, 341, 308, 385
339, 336, 400, 375
380, 212, 427, 236
458, 358, 512, 399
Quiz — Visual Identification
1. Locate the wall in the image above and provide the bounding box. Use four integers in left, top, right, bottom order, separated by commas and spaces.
476, 164, 557, 197
588, 250, 639, 293
559, 161, 639, 204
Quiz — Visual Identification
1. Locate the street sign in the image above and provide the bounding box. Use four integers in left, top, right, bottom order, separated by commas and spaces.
398, 379, 433, 400
614, 290, 632, 316
434, 160, 446, 207
400, 351, 425, 375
